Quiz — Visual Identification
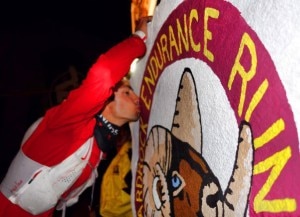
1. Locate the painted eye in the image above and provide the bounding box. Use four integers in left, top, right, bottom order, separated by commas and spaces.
170, 171, 186, 197
171, 173, 182, 190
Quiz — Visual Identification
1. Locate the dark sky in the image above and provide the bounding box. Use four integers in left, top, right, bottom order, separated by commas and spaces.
0, 0, 132, 180
0, 1, 132, 40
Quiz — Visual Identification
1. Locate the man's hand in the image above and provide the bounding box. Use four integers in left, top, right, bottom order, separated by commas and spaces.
135, 16, 153, 36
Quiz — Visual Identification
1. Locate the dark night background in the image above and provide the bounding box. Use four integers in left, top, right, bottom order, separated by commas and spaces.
0, 0, 132, 181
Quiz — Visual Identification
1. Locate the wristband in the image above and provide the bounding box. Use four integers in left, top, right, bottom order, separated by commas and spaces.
133, 30, 147, 42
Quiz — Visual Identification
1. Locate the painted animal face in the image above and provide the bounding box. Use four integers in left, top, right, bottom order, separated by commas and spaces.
167, 129, 224, 217
143, 123, 253, 217
141, 69, 253, 217
143, 126, 224, 217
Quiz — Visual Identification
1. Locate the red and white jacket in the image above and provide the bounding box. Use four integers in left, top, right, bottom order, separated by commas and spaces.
0, 33, 146, 217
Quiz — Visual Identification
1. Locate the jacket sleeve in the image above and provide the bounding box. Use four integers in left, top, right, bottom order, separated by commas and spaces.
47, 36, 146, 128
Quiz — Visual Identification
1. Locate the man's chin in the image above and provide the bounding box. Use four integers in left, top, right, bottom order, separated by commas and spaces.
131, 113, 140, 122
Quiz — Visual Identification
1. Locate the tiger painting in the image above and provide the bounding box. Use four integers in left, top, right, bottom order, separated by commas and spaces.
142, 68, 254, 217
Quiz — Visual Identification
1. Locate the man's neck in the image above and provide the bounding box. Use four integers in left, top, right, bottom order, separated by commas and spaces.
100, 107, 125, 127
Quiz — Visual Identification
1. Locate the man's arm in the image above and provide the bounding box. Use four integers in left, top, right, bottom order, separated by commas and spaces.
47, 18, 150, 128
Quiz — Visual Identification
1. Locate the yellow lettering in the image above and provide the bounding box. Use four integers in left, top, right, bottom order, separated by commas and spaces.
160, 34, 171, 62
228, 32, 257, 117
254, 146, 296, 212
245, 79, 268, 122
169, 25, 180, 61
176, 14, 189, 53
135, 174, 144, 191
137, 204, 143, 217
149, 57, 158, 77
254, 118, 285, 149
204, 7, 219, 62
140, 85, 151, 110
189, 9, 201, 52
143, 65, 158, 96
153, 46, 164, 70
139, 116, 148, 137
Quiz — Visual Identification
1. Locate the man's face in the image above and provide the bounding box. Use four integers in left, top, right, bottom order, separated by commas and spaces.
111, 80, 140, 122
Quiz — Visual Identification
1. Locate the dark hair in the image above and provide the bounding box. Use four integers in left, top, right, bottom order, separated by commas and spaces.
106, 79, 126, 103
98, 79, 126, 114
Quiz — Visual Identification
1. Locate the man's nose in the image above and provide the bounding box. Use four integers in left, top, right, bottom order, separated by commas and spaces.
133, 93, 140, 105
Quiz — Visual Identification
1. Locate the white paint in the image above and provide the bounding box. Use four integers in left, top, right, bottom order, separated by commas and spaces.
147, 59, 239, 192
227, 0, 300, 149
130, 0, 300, 215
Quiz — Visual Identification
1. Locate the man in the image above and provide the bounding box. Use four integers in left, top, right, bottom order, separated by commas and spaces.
0, 17, 151, 217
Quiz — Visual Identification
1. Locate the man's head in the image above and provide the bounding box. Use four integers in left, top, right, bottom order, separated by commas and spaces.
101, 78, 140, 126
